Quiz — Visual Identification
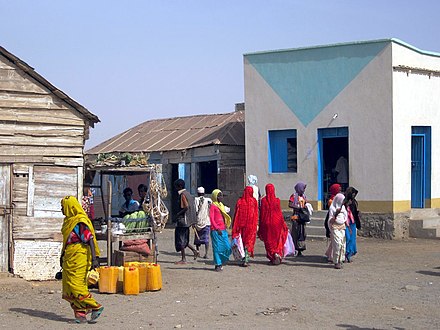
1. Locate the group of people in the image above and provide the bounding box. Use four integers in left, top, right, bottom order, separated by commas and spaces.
57, 177, 360, 323
173, 176, 311, 271
325, 183, 361, 269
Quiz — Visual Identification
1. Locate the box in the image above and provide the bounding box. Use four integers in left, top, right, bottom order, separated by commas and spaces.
113, 248, 155, 266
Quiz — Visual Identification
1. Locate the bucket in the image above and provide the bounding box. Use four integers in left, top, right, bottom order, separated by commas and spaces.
123, 267, 140, 295
98, 266, 119, 294
146, 264, 162, 291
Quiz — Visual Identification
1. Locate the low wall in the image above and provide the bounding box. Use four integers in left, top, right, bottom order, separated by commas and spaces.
358, 212, 410, 239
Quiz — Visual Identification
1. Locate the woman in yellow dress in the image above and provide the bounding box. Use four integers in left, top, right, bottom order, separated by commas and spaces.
60, 196, 104, 323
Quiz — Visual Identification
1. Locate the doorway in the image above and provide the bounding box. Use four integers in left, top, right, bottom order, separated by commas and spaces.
0, 165, 11, 272
197, 161, 218, 195
411, 127, 431, 208
318, 127, 349, 209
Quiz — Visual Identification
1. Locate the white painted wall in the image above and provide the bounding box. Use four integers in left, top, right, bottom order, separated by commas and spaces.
244, 44, 393, 205
392, 43, 440, 203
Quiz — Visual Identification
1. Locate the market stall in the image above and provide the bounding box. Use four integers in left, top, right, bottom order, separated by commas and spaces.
85, 157, 168, 265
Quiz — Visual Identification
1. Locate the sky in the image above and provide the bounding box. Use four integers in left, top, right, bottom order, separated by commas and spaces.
1, 1, 440, 148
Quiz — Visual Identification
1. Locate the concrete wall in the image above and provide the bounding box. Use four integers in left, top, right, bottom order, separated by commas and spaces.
244, 41, 393, 211
392, 42, 440, 210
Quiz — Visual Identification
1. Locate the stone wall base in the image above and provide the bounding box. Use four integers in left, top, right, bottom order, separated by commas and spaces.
358, 212, 410, 239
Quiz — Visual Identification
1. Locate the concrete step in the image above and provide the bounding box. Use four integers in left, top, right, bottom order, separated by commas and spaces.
410, 208, 440, 220
409, 218, 440, 239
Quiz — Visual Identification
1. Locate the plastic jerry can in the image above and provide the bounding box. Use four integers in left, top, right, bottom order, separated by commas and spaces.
146, 263, 162, 291
117, 266, 124, 293
123, 267, 139, 295
138, 264, 147, 293
98, 266, 119, 294
124, 261, 140, 267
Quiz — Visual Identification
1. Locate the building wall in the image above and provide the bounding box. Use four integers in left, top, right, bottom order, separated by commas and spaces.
392, 42, 440, 211
244, 41, 393, 211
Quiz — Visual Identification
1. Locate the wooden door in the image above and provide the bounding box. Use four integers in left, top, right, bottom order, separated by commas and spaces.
0, 165, 11, 272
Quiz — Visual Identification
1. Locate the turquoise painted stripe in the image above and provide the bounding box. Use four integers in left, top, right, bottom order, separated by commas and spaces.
246, 41, 388, 126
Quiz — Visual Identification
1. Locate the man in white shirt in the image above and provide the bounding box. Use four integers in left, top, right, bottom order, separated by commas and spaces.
194, 187, 212, 258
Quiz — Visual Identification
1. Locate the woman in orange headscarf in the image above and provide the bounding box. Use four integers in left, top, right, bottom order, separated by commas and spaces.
232, 186, 259, 267
60, 196, 103, 323
258, 184, 288, 265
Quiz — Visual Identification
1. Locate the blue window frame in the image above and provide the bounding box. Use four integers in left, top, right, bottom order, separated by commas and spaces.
268, 129, 297, 173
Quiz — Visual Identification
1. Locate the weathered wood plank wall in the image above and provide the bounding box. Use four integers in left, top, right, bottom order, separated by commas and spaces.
0, 53, 90, 280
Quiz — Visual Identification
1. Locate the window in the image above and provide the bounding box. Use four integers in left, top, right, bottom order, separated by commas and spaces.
268, 129, 297, 173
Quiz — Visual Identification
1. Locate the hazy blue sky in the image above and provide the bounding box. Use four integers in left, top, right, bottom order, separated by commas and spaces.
2, 1, 440, 148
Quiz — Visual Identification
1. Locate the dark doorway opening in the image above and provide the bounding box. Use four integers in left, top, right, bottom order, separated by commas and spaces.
318, 127, 349, 210
198, 161, 218, 195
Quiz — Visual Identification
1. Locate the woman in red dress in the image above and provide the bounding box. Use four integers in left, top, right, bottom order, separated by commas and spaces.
258, 183, 288, 265
232, 186, 259, 267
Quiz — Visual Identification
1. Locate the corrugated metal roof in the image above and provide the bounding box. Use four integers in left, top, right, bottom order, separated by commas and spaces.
86, 111, 245, 154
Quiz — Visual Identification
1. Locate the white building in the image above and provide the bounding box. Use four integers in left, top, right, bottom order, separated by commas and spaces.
244, 39, 440, 239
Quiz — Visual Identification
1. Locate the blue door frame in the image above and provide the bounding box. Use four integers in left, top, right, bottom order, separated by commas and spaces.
318, 127, 349, 207
411, 127, 431, 208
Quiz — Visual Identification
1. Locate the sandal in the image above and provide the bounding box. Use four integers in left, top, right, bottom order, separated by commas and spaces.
193, 250, 200, 260
91, 306, 104, 322
74, 311, 87, 324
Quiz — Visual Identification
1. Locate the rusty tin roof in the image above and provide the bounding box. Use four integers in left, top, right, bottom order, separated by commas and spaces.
87, 111, 245, 154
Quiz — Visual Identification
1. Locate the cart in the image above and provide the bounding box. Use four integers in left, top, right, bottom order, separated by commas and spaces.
86, 162, 168, 265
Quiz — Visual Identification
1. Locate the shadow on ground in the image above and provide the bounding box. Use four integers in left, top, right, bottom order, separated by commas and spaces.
9, 308, 71, 323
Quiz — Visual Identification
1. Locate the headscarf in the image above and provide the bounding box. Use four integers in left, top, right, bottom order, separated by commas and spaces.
247, 175, 258, 186
258, 184, 288, 258
232, 186, 259, 256
211, 189, 231, 228
61, 196, 100, 256
292, 182, 307, 207
329, 184, 341, 199
344, 187, 359, 203
294, 182, 306, 195
329, 193, 347, 224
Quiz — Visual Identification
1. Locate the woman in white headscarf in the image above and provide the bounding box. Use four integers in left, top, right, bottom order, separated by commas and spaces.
328, 193, 347, 269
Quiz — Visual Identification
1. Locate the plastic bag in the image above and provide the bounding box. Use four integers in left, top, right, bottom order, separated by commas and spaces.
231, 234, 245, 260
283, 231, 295, 257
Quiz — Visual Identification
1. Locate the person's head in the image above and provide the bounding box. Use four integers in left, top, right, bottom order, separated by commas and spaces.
83, 185, 91, 196
247, 175, 258, 186
329, 184, 342, 198
344, 187, 358, 201
243, 186, 254, 199
61, 196, 86, 218
197, 186, 205, 196
265, 183, 276, 200
294, 182, 307, 196
138, 184, 148, 199
211, 189, 223, 203
123, 187, 133, 202
331, 193, 345, 209
174, 179, 185, 191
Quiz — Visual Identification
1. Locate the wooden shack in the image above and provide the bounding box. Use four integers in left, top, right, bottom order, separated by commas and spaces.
0, 46, 99, 280
86, 108, 245, 220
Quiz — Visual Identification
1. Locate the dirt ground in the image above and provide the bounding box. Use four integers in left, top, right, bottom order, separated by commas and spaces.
1, 228, 440, 330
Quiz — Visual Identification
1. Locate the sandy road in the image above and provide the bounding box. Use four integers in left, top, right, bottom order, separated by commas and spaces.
0, 228, 440, 329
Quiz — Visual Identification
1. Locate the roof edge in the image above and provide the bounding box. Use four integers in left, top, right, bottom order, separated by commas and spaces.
244, 38, 440, 58
0, 45, 100, 125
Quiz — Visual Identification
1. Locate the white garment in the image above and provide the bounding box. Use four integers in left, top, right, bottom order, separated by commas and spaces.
335, 156, 348, 184
331, 225, 346, 264
194, 196, 212, 230
329, 193, 347, 225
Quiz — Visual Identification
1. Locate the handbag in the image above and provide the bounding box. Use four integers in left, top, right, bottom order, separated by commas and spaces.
298, 208, 310, 224
283, 231, 295, 256
231, 234, 245, 260
55, 269, 62, 280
